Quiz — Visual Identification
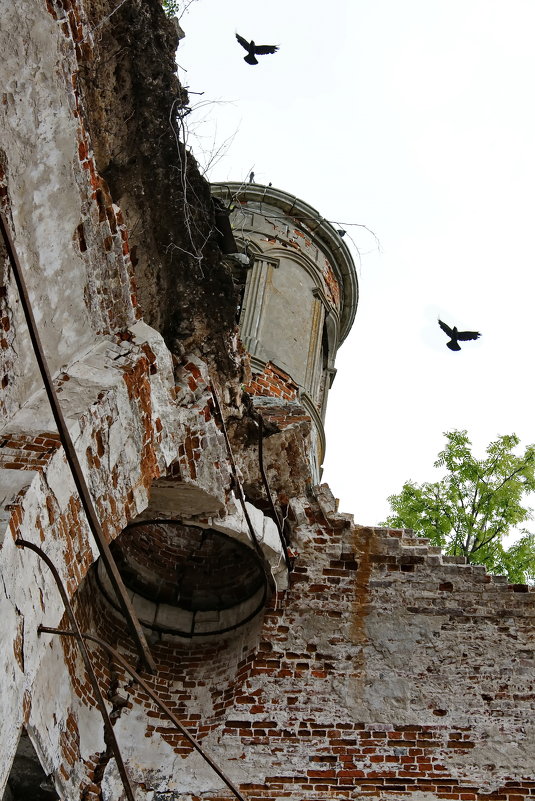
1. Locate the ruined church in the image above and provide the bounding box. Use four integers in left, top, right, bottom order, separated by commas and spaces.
1, 1, 534, 799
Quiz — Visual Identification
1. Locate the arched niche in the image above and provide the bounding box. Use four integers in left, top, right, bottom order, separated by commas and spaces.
97, 519, 268, 637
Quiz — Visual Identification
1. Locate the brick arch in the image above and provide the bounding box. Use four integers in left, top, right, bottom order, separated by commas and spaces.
97, 519, 269, 637
68, 561, 270, 754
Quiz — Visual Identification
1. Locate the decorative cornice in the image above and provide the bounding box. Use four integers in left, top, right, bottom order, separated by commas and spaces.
211, 182, 358, 343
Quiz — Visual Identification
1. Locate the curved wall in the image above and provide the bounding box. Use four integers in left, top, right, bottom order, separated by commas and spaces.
211, 182, 359, 476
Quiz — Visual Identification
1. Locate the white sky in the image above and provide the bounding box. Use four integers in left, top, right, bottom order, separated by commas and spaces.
180, 0, 535, 525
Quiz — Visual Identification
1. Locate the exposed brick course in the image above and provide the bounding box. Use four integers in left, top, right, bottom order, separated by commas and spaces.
247, 362, 299, 403
323, 262, 341, 308
53, 493, 534, 801
0, 432, 62, 471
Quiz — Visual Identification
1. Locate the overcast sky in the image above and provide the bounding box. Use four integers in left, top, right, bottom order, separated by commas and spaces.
180, 0, 535, 525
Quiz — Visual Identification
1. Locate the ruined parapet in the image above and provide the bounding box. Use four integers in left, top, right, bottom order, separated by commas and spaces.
211, 182, 358, 482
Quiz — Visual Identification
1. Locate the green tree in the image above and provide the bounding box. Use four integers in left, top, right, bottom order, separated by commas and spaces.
383, 430, 535, 583
161, 0, 197, 18
161, 0, 180, 15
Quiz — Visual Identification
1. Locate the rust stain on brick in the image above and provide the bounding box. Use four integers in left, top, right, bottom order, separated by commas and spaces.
13, 612, 24, 672
341, 525, 372, 708
22, 690, 31, 724
122, 356, 160, 490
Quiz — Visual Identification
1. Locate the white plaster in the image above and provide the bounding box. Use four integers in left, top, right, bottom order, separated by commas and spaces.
211, 500, 287, 571
76, 699, 107, 763
0, 0, 96, 413
262, 515, 281, 553
448, 724, 535, 790
0, 469, 36, 542
42, 450, 75, 514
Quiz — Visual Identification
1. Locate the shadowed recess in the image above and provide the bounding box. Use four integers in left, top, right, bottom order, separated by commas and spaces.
110, 521, 265, 611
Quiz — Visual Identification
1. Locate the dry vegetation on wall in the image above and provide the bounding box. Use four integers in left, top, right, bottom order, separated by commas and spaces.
77, 0, 240, 377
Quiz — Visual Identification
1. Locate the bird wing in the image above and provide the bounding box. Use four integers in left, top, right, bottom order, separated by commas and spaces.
438, 319, 454, 338
254, 44, 279, 55
457, 330, 481, 341
236, 33, 250, 51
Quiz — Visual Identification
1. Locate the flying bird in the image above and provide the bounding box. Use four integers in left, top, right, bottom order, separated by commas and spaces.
236, 33, 279, 65
438, 319, 481, 351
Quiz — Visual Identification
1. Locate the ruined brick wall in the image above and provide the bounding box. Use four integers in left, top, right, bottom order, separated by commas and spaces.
246, 362, 299, 404
0, 1, 244, 797
43, 487, 535, 800
1, 1, 535, 800
78, 0, 240, 374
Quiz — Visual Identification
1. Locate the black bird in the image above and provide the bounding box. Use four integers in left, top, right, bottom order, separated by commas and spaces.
249, 171, 255, 183
438, 319, 481, 351
236, 33, 279, 65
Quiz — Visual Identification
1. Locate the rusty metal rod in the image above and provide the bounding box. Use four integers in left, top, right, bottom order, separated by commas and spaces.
257, 417, 292, 572
209, 382, 275, 592
16, 539, 136, 801
39, 626, 249, 801
0, 210, 156, 674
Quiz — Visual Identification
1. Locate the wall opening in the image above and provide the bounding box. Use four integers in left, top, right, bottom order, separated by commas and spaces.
96, 520, 268, 637
2, 729, 58, 801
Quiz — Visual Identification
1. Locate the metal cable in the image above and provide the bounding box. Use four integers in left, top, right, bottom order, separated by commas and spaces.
0, 210, 156, 674
38, 627, 249, 801
209, 382, 276, 593
16, 539, 136, 801
257, 417, 293, 572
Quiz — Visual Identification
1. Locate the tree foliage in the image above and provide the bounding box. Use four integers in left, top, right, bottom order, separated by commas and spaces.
161, 0, 197, 18
383, 430, 535, 583
161, 0, 180, 16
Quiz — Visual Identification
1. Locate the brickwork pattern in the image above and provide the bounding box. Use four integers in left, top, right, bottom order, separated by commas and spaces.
252, 400, 311, 432
323, 261, 341, 308
2, 3, 534, 800
0, 154, 17, 419
0, 432, 62, 471
171, 358, 218, 484
46, 0, 139, 336
246, 362, 299, 403
110, 521, 264, 609
67, 580, 265, 750
54, 490, 535, 801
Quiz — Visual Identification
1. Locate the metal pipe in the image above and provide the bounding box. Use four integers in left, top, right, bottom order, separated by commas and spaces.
16, 539, 136, 801
209, 381, 275, 592
0, 210, 156, 674
39, 626, 249, 801
257, 417, 292, 572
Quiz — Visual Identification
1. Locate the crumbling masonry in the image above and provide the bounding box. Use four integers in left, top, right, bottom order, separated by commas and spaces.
1, 1, 534, 800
